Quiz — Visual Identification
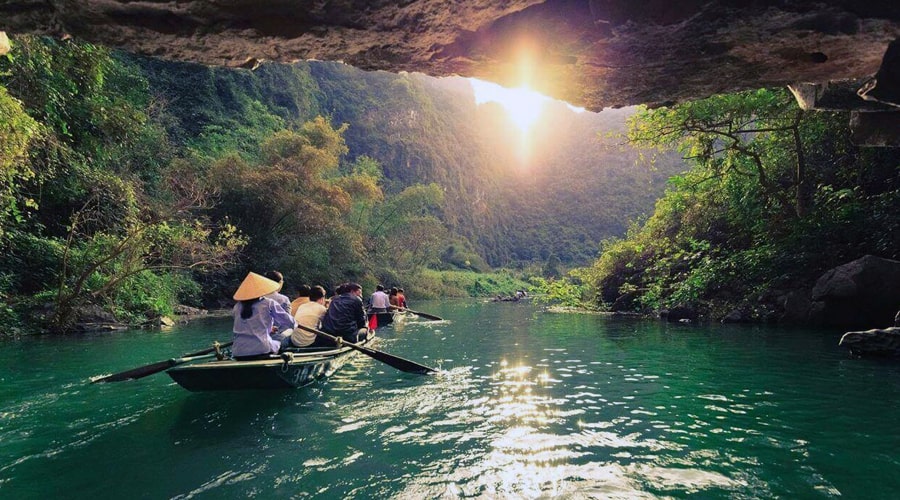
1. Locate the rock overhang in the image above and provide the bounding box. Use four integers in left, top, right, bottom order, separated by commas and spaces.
1, 0, 899, 143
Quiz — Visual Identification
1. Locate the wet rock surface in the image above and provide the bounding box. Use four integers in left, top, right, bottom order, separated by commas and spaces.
2, 1, 898, 113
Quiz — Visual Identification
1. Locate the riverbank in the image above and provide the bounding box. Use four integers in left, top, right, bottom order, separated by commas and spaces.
545, 305, 646, 318
69, 306, 231, 337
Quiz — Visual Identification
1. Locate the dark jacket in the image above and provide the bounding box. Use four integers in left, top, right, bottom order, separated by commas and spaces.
321, 293, 367, 339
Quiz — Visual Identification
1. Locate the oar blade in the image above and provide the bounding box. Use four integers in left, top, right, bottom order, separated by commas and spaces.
90, 341, 231, 384
405, 309, 443, 321
354, 344, 437, 375
295, 323, 438, 375
91, 359, 177, 383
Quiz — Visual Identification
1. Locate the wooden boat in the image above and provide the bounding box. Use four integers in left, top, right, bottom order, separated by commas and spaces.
371, 310, 394, 326
167, 334, 376, 391
368, 309, 420, 326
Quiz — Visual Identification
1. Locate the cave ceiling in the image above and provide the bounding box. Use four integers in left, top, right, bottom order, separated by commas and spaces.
2, 1, 899, 143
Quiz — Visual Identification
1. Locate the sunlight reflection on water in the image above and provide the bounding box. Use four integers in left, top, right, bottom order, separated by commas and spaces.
323, 351, 746, 499
4, 304, 896, 498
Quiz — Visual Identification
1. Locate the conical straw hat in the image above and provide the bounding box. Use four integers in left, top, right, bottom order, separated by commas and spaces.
233, 272, 281, 301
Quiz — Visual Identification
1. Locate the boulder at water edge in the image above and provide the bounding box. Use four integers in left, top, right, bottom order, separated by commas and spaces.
840, 326, 900, 357
809, 255, 900, 328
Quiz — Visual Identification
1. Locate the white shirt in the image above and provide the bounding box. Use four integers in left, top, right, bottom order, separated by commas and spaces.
291, 301, 327, 347
232, 298, 294, 356
371, 290, 390, 309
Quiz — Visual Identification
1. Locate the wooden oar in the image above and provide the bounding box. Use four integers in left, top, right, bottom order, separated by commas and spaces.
91, 342, 233, 383
392, 306, 442, 321
293, 324, 438, 375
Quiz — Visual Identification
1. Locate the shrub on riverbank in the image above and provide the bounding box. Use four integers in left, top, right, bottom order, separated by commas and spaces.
582, 89, 900, 323
412, 269, 530, 299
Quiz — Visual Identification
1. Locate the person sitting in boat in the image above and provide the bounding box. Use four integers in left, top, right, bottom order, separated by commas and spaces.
263, 270, 291, 310
231, 272, 296, 361
283, 285, 327, 350
263, 270, 293, 340
320, 282, 369, 345
369, 284, 391, 314
389, 287, 400, 308
290, 284, 311, 317
397, 288, 408, 308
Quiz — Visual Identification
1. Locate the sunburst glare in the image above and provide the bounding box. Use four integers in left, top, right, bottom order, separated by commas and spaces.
468, 78, 586, 166
469, 79, 550, 133
469, 78, 585, 134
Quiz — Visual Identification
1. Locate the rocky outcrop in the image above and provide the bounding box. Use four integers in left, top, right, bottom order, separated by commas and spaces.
173, 304, 208, 317
660, 305, 698, 323
74, 305, 127, 332
839, 326, 900, 357
779, 289, 814, 324
809, 255, 900, 328
1, 1, 898, 120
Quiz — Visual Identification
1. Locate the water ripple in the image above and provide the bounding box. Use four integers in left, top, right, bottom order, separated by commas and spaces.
3, 304, 899, 498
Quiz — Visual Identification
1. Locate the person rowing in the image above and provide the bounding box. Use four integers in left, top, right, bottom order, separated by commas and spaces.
231, 272, 296, 361
316, 282, 370, 346
389, 287, 400, 308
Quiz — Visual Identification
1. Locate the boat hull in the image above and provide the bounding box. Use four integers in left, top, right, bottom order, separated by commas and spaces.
373, 311, 394, 326
370, 311, 414, 326
167, 338, 372, 391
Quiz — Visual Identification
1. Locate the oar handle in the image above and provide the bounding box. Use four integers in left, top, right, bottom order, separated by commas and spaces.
183, 341, 233, 358
294, 324, 353, 348
172, 352, 218, 364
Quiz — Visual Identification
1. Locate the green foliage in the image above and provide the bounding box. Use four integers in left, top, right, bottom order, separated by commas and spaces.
586, 88, 900, 320
110, 271, 200, 320
49, 193, 245, 330
0, 86, 41, 238
0, 36, 247, 332
529, 276, 588, 308
132, 58, 322, 152
364, 183, 449, 276
542, 254, 562, 278
439, 240, 491, 272
2, 231, 65, 295
414, 269, 530, 299
188, 100, 286, 161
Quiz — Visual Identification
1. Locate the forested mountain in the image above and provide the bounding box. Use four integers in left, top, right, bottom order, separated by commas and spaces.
0, 36, 678, 332
5, 36, 894, 334
136, 58, 682, 268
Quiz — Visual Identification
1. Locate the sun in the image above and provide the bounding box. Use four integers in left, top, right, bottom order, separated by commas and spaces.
469, 79, 550, 133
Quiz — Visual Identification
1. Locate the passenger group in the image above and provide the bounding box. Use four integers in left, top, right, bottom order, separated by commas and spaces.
230, 271, 407, 359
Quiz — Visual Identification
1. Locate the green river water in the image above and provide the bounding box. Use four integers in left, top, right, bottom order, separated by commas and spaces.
2, 300, 899, 499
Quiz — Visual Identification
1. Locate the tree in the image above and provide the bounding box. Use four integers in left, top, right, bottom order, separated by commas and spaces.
628, 88, 813, 218
585, 87, 899, 320
365, 183, 447, 274
0, 86, 41, 239
208, 117, 375, 285
50, 164, 244, 330
543, 254, 562, 278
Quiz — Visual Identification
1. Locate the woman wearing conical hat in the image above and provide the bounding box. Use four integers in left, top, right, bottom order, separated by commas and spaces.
231, 272, 296, 360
